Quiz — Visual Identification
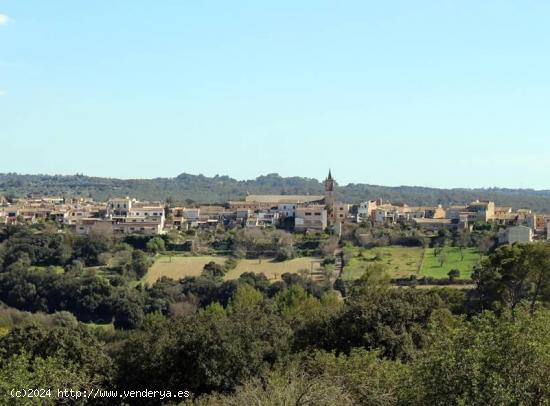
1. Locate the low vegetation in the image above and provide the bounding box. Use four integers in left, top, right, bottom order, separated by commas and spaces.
342, 245, 479, 281
1, 222, 550, 404
421, 247, 479, 278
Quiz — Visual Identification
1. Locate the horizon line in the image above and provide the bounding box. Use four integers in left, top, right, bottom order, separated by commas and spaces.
0, 171, 549, 192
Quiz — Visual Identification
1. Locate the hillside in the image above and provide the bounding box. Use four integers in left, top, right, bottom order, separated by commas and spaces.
2, 172, 550, 212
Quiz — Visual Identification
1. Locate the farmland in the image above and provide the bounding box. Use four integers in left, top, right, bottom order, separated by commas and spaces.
342, 245, 480, 281
342, 246, 424, 281
144, 255, 226, 284
224, 257, 323, 281
421, 247, 480, 279
144, 255, 323, 284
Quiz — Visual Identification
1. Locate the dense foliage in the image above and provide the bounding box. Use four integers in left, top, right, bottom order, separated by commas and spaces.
1, 222, 550, 404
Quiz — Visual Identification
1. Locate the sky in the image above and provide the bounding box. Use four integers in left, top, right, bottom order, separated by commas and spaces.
1, 1, 550, 189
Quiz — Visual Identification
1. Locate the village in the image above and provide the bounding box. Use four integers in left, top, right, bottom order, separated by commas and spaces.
3, 1, 550, 401
0, 171, 547, 245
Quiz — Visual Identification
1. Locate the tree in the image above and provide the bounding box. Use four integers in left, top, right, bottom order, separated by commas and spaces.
295, 286, 445, 361
472, 242, 550, 315
196, 363, 353, 406
113, 295, 145, 329
437, 251, 447, 268
304, 349, 406, 405
146, 236, 165, 254
437, 228, 451, 248
202, 261, 225, 280
477, 235, 494, 257
1, 228, 71, 269
0, 353, 93, 405
72, 231, 113, 266
227, 284, 263, 313
0, 323, 114, 386
526, 243, 550, 315
406, 308, 550, 405
274, 285, 321, 328
130, 250, 152, 278
456, 229, 470, 260
116, 301, 292, 396
348, 262, 391, 298
447, 269, 460, 282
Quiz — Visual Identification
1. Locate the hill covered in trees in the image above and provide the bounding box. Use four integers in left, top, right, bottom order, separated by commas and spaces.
2, 172, 550, 211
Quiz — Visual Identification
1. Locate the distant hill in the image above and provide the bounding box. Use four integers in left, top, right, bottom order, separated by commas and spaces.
1, 172, 550, 212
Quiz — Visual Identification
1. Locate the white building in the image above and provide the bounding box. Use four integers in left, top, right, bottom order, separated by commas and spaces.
278, 203, 297, 218
498, 225, 533, 245
357, 200, 378, 223
75, 197, 165, 235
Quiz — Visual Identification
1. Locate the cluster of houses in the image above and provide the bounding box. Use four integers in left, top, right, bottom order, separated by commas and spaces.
0, 172, 348, 236
1, 171, 549, 244
0, 195, 166, 235
357, 198, 547, 243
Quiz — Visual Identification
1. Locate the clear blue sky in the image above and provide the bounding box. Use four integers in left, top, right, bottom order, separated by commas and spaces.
1, 1, 549, 189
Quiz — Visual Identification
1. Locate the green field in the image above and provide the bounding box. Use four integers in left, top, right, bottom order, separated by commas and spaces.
342, 246, 424, 281
144, 255, 322, 284
85, 322, 115, 332
421, 247, 479, 279
342, 245, 479, 281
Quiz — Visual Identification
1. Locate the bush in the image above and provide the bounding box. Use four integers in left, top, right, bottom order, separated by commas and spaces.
448, 269, 460, 281
146, 237, 166, 254
224, 257, 239, 271
203, 262, 226, 279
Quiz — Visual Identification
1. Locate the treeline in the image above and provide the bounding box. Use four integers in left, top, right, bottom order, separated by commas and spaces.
1, 267, 550, 404
3, 172, 550, 211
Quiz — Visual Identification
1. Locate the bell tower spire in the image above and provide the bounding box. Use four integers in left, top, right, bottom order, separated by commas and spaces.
324, 169, 335, 208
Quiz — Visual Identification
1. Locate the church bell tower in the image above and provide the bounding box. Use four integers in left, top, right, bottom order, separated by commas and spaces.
324, 169, 335, 208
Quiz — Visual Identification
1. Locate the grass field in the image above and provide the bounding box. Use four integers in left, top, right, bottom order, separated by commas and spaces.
421, 247, 479, 279
224, 257, 323, 281
342, 245, 479, 281
342, 246, 424, 281
144, 255, 226, 284
85, 322, 115, 332
414, 284, 476, 290
144, 255, 323, 284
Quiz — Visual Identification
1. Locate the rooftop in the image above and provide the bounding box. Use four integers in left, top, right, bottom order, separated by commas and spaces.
244, 195, 324, 204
